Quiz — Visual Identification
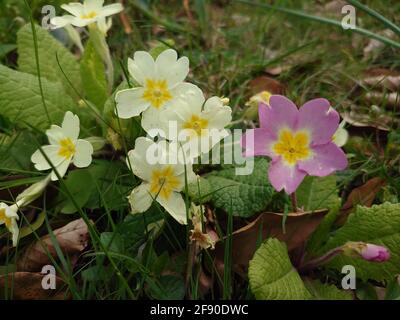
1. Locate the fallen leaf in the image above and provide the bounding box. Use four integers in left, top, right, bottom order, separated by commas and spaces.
365, 92, 400, 107
17, 218, 90, 272
335, 177, 386, 226
214, 210, 327, 276
363, 29, 396, 58
362, 68, 400, 92
343, 104, 391, 131
248, 76, 286, 95
0, 272, 67, 299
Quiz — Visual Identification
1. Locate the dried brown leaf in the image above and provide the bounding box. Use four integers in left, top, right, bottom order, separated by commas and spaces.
17, 218, 90, 272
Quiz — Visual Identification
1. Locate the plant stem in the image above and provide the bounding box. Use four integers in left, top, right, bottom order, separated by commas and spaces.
290, 192, 298, 212
298, 247, 343, 273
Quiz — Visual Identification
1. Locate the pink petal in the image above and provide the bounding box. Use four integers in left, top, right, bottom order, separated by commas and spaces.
361, 244, 390, 262
298, 142, 347, 176
297, 98, 339, 145
258, 103, 269, 128
241, 128, 277, 158
268, 159, 306, 194
263, 95, 298, 134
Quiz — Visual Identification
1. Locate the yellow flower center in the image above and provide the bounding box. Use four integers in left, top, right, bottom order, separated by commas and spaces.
273, 129, 312, 165
81, 11, 97, 19
0, 208, 12, 229
58, 138, 76, 159
182, 115, 209, 136
149, 166, 180, 200
142, 79, 172, 109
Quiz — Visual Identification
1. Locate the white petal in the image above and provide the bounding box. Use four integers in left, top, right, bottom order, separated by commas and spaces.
115, 88, 149, 119
128, 183, 153, 213
170, 82, 202, 102
141, 106, 164, 137
128, 51, 155, 85
73, 139, 93, 168
62, 111, 80, 140
31, 145, 64, 171
84, 0, 104, 12
50, 158, 71, 181
99, 3, 124, 18
155, 49, 189, 87
126, 137, 157, 181
50, 15, 77, 28
157, 191, 187, 224
203, 97, 232, 129
61, 3, 84, 16
46, 125, 65, 145
10, 218, 19, 247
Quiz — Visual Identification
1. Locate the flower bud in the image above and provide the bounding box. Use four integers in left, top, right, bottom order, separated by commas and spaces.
343, 242, 390, 262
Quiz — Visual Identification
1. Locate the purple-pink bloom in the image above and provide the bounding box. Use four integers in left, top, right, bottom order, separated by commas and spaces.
241, 95, 348, 194
361, 244, 390, 262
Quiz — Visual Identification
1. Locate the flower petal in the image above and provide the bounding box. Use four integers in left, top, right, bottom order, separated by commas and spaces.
141, 106, 164, 137
50, 15, 78, 28
258, 102, 269, 128
128, 183, 153, 213
31, 145, 64, 170
50, 158, 71, 181
265, 95, 299, 134
156, 191, 187, 224
73, 139, 93, 168
46, 125, 65, 145
115, 87, 149, 119
128, 51, 155, 85
60, 3, 84, 16
127, 137, 158, 181
298, 142, 347, 176
203, 97, 232, 129
297, 98, 339, 145
241, 128, 277, 158
268, 160, 306, 194
155, 49, 189, 87
85, 0, 104, 12
99, 3, 123, 17
62, 111, 80, 140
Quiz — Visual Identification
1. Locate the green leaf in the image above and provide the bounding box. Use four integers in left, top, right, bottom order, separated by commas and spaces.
305, 279, 352, 300
19, 211, 46, 239
59, 169, 94, 214
100, 232, 124, 253
17, 24, 82, 98
248, 238, 311, 300
80, 39, 108, 109
0, 131, 39, 171
187, 176, 212, 203
204, 158, 275, 217
322, 202, 400, 281
0, 44, 16, 59
147, 275, 185, 300
0, 64, 76, 131
297, 175, 340, 211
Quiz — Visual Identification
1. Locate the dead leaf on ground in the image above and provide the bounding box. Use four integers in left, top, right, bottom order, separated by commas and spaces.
343, 104, 392, 131
0, 272, 67, 300
362, 68, 400, 92
335, 177, 386, 226
249, 76, 286, 95
363, 29, 396, 58
214, 210, 327, 277
17, 218, 90, 272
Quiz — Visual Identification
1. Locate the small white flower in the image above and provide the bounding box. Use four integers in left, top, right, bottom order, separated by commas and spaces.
161, 87, 232, 158
127, 137, 196, 224
31, 111, 94, 181
115, 49, 200, 135
51, 0, 123, 29
0, 202, 19, 247
97, 17, 112, 35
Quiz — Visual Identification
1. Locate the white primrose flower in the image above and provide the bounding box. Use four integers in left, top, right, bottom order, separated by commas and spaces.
0, 202, 19, 247
161, 87, 232, 158
31, 112, 93, 181
51, 0, 123, 29
127, 137, 197, 224
115, 49, 200, 136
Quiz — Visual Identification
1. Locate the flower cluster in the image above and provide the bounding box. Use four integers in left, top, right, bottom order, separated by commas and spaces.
115, 49, 232, 223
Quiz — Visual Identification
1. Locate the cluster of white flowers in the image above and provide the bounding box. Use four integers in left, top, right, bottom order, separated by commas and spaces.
115, 49, 232, 224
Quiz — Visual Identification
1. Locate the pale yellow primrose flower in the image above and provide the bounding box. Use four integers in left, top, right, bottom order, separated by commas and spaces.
161, 86, 232, 159
0, 202, 19, 247
31, 112, 93, 181
127, 137, 197, 224
15, 175, 52, 208
51, 0, 123, 29
115, 49, 200, 136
